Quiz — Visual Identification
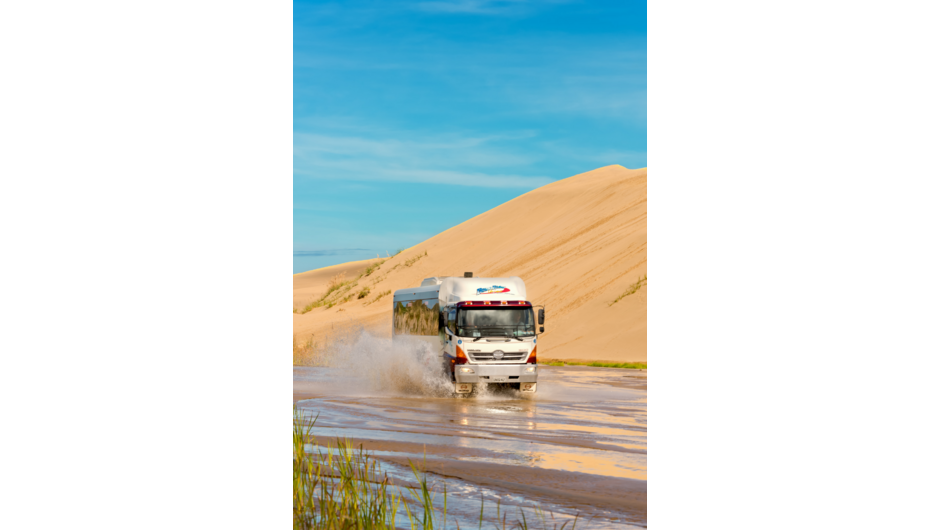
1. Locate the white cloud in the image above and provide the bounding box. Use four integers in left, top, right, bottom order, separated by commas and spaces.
412, 0, 564, 16
295, 37, 646, 123
294, 131, 554, 188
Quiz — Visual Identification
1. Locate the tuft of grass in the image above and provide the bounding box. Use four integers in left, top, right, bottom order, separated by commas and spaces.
292, 254, 402, 313
608, 275, 647, 307
294, 407, 582, 529
294, 272, 361, 314
403, 251, 426, 267
363, 259, 385, 277
325, 272, 346, 294
366, 290, 391, 306
294, 335, 327, 366
294, 408, 402, 529
541, 359, 647, 370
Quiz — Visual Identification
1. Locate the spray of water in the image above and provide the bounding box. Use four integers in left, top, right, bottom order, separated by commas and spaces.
315, 326, 530, 400
322, 327, 455, 396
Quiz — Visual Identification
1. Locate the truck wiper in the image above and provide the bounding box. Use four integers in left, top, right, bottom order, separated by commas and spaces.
473, 334, 512, 342
474, 336, 522, 342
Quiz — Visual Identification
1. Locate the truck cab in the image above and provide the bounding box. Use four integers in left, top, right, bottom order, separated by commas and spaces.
393, 275, 543, 395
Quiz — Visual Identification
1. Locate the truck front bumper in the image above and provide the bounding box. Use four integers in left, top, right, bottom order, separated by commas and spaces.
454, 364, 537, 384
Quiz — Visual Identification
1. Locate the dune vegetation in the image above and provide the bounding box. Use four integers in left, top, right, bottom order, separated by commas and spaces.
608, 275, 647, 307
293, 335, 328, 367
541, 360, 647, 370
294, 258, 399, 314
365, 290, 391, 306
294, 408, 581, 530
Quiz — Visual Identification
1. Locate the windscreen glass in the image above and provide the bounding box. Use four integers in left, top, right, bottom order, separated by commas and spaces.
456, 307, 535, 338
447, 310, 456, 333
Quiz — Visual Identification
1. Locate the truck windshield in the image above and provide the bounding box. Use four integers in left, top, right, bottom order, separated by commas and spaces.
456, 307, 535, 338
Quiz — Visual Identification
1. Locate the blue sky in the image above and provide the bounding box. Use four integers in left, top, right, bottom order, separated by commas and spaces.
294, 0, 646, 273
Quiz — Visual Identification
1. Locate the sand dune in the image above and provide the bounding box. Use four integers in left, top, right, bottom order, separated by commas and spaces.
293, 258, 384, 309
293, 165, 646, 362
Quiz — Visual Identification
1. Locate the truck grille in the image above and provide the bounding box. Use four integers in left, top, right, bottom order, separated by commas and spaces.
466, 349, 528, 362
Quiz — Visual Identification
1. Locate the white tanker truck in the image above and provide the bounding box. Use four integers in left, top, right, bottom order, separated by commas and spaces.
392, 273, 545, 394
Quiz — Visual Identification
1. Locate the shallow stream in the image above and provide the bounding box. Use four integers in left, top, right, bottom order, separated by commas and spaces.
293, 333, 647, 528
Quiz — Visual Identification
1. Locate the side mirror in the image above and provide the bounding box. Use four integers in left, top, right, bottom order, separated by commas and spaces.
538, 308, 545, 325
539, 326, 544, 333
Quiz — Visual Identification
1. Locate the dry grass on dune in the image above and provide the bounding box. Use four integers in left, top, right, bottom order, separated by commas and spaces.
293, 165, 647, 363
293, 334, 325, 366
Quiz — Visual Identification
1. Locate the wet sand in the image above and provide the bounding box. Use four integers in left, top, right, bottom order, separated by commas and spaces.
294, 365, 647, 528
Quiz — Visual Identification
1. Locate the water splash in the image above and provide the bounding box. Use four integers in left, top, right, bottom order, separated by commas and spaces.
323, 328, 455, 396
313, 324, 537, 400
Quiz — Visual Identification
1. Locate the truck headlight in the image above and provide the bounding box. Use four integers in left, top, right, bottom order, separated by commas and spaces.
525, 366, 536, 372
459, 367, 474, 373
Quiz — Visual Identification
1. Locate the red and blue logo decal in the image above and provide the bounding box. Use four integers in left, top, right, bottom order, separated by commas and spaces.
476, 285, 509, 295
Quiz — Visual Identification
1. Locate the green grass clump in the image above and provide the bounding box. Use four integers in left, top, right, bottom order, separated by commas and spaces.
294, 408, 402, 529
294, 272, 363, 313
323, 272, 349, 297
369, 268, 393, 284
403, 250, 427, 268
608, 275, 647, 307
586, 361, 647, 369
363, 259, 385, 277
295, 253, 421, 313
293, 407, 582, 529
294, 335, 327, 366
366, 290, 391, 306
542, 360, 647, 370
